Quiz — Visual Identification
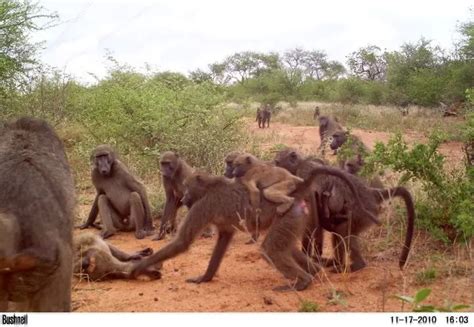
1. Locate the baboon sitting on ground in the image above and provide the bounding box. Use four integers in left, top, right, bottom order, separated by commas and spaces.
79, 145, 153, 239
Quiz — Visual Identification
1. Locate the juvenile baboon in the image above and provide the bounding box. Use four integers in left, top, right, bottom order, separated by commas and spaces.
132, 166, 368, 291
318, 115, 343, 155
313, 106, 321, 120
79, 145, 153, 240
73, 233, 161, 281
343, 154, 384, 189
330, 130, 370, 171
224, 151, 242, 178
233, 153, 304, 215
0, 117, 75, 312
319, 175, 415, 273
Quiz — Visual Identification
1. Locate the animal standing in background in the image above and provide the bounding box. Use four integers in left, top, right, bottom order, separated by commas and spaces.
232, 153, 304, 215
132, 165, 368, 291
313, 106, 321, 120
0, 117, 75, 312
79, 145, 153, 240
318, 115, 343, 155
73, 233, 161, 281
154, 151, 213, 240
256, 105, 271, 128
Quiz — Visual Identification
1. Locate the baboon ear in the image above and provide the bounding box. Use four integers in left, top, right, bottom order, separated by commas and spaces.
245, 156, 252, 164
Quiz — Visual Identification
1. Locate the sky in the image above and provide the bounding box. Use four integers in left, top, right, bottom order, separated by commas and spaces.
33, 0, 472, 84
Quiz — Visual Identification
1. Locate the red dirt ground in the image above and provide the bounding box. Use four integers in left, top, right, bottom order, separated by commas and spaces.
72, 121, 472, 312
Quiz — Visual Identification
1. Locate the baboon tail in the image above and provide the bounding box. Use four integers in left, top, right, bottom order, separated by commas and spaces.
376, 187, 415, 270
292, 166, 382, 226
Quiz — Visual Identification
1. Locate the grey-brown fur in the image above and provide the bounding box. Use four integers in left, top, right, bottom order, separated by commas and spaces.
0, 117, 75, 312
79, 145, 153, 240
73, 233, 161, 281
318, 116, 343, 155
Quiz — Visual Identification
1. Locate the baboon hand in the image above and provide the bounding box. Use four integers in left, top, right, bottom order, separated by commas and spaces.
185, 275, 212, 284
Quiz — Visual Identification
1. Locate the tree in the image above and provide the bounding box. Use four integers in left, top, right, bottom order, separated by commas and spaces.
347, 45, 387, 80
0, 0, 57, 93
457, 9, 473, 60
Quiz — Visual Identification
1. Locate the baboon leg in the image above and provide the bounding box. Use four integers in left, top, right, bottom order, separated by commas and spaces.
97, 195, 123, 239
292, 248, 319, 276
262, 181, 296, 214
129, 192, 147, 239
330, 221, 353, 273
348, 237, 366, 272
261, 216, 313, 292
302, 194, 324, 260
186, 230, 234, 284
244, 180, 261, 209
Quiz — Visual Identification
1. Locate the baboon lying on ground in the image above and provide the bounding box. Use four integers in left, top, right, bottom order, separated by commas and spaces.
274, 148, 414, 273
73, 233, 161, 281
0, 117, 75, 312
154, 151, 213, 240
318, 116, 343, 155
79, 145, 153, 239
132, 166, 367, 291
232, 153, 304, 215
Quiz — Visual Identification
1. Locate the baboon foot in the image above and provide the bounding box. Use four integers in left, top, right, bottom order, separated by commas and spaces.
152, 232, 166, 241
78, 222, 102, 230
303, 263, 320, 276
135, 230, 146, 240
273, 278, 311, 292
186, 275, 212, 284
350, 261, 366, 272
100, 230, 116, 239
130, 248, 154, 260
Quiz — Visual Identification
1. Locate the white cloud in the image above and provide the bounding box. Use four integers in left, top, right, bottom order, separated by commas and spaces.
33, 0, 473, 83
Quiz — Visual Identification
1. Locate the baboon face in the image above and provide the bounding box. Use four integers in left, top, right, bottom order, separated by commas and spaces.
223, 151, 241, 178
232, 154, 255, 178
160, 151, 179, 178
274, 148, 301, 175
344, 156, 363, 175
182, 172, 213, 208
92, 146, 115, 177
330, 131, 348, 150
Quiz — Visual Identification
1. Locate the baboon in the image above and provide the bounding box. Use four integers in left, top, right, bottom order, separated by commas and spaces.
318, 175, 415, 273
313, 106, 321, 120
330, 130, 370, 172
131, 166, 369, 291
73, 233, 161, 281
79, 145, 153, 240
398, 100, 410, 116
224, 151, 242, 178
0, 117, 75, 312
440, 100, 464, 117
318, 115, 343, 155
256, 105, 271, 128
154, 151, 213, 240
232, 153, 304, 215
343, 154, 384, 189
274, 148, 383, 258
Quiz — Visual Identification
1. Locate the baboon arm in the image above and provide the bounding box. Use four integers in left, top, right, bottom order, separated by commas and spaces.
159, 182, 180, 229
187, 230, 234, 283
79, 193, 101, 229
108, 244, 135, 261
126, 179, 153, 229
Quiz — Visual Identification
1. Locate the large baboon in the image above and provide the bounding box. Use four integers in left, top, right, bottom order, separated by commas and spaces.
319, 175, 415, 273
233, 153, 304, 215
318, 116, 343, 155
274, 148, 412, 273
79, 145, 153, 240
132, 166, 367, 291
73, 233, 161, 281
0, 117, 75, 312
256, 105, 271, 128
